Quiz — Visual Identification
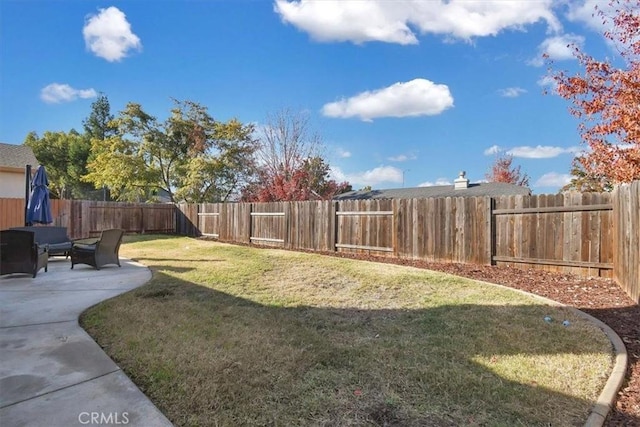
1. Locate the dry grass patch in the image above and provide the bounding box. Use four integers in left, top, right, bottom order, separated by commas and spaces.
81, 236, 614, 426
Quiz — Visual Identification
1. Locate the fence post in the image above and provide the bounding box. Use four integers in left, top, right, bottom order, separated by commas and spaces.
194, 203, 200, 237
219, 203, 225, 240
486, 196, 494, 265
247, 203, 253, 244
24, 164, 31, 226
284, 202, 290, 249
329, 201, 338, 252
613, 181, 640, 303
392, 199, 399, 257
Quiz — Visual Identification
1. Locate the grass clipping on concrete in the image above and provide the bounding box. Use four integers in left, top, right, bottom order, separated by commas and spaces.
81, 236, 614, 426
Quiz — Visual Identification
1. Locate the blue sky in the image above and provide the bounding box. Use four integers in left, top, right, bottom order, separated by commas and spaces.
0, 0, 620, 192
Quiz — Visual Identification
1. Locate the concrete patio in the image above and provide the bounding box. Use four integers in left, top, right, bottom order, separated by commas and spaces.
0, 257, 173, 427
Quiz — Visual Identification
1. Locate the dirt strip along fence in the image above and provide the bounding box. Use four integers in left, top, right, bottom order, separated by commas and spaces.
0, 199, 176, 240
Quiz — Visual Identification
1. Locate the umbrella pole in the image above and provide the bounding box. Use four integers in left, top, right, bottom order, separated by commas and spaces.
24, 164, 32, 226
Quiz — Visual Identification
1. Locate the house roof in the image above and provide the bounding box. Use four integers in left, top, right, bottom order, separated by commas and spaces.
334, 182, 531, 200
0, 143, 38, 169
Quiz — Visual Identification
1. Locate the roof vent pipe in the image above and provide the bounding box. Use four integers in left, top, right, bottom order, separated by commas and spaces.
454, 171, 469, 190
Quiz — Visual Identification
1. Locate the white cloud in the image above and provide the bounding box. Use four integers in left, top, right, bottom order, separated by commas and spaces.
535, 172, 572, 187
567, 0, 640, 51
537, 75, 558, 92
322, 79, 454, 122
419, 178, 452, 187
498, 87, 527, 98
40, 83, 98, 104
566, 0, 615, 33
274, 0, 560, 44
330, 165, 402, 187
83, 7, 142, 62
529, 34, 584, 66
336, 148, 352, 158
484, 145, 502, 155
388, 153, 416, 162
507, 145, 580, 159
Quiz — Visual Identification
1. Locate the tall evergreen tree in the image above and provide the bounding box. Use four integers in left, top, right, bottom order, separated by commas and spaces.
83, 93, 115, 141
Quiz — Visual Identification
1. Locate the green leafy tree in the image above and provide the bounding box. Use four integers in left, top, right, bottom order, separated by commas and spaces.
176, 119, 258, 202
82, 93, 117, 200
85, 99, 257, 202
302, 156, 351, 197
562, 159, 613, 192
24, 94, 119, 200
24, 130, 93, 199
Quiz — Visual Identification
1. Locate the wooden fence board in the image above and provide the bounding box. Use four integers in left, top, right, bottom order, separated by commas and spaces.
553, 194, 565, 272
251, 202, 285, 247
337, 200, 393, 255
287, 201, 332, 251
0, 198, 22, 229
176, 203, 199, 237
614, 181, 640, 302
492, 192, 613, 277
198, 203, 221, 237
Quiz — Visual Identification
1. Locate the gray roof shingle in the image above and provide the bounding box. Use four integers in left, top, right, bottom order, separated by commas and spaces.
0, 143, 38, 169
334, 182, 531, 200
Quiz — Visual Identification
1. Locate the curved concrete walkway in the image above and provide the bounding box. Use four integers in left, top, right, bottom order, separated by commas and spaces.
0, 258, 172, 427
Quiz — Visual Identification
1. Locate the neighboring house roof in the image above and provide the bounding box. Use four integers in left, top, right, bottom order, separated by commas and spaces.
334, 182, 531, 200
0, 143, 38, 170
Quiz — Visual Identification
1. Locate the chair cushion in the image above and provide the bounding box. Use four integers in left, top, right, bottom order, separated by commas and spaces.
48, 242, 72, 251
73, 243, 96, 251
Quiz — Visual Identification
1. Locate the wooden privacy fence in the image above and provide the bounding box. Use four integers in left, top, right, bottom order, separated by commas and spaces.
0, 198, 176, 240
395, 197, 492, 265
492, 192, 614, 278
177, 189, 640, 302
613, 181, 640, 302
1, 184, 638, 302
181, 193, 615, 274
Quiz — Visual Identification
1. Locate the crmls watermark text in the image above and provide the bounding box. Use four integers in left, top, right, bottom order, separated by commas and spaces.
78, 412, 129, 425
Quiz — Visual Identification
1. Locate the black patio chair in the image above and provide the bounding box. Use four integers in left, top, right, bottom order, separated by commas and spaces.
70, 229, 124, 270
0, 229, 48, 278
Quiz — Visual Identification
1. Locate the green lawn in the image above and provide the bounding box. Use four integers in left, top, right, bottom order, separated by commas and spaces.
81, 235, 614, 426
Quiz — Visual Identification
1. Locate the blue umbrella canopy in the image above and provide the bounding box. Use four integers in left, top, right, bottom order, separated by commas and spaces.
26, 165, 53, 225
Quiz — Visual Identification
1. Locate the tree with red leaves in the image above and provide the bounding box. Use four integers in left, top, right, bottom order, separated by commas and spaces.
485, 154, 530, 187
242, 156, 351, 202
548, 0, 640, 190
242, 109, 350, 202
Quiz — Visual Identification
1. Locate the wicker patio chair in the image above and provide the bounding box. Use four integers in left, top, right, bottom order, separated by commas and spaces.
0, 229, 48, 278
70, 229, 124, 270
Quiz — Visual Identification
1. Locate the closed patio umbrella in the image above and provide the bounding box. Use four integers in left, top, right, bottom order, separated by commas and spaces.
26, 165, 53, 225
